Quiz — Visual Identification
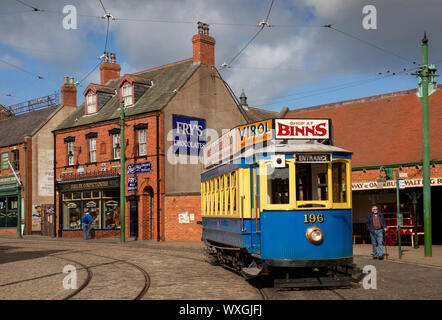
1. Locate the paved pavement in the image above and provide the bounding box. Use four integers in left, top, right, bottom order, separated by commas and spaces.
0, 235, 441, 300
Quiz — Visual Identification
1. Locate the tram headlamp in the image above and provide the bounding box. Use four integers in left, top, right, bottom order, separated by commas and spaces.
306, 226, 323, 245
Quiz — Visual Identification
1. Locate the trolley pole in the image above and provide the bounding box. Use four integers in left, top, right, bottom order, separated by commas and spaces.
421, 33, 432, 257
120, 99, 126, 243
395, 170, 402, 259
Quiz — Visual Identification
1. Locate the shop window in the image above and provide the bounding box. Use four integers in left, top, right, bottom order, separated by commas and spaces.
332, 162, 347, 203
62, 190, 120, 230
267, 164, 290, 204
0, 197, 18, 228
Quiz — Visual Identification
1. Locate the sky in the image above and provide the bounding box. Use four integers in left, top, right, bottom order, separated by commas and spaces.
0, 0, 441, 113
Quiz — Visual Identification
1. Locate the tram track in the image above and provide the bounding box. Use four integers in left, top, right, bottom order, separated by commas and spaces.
0, 240, 151, 300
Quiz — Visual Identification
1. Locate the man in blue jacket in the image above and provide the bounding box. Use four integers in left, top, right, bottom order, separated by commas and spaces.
81, 210, 93, 240
367, 205, 387, 259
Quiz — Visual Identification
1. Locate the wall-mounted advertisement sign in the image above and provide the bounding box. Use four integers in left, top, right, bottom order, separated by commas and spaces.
172, 114, 206, 156
1, 153, 9, 170
127, 162, 151, 175
128, 176, 138, 193
274, 119, 330, 140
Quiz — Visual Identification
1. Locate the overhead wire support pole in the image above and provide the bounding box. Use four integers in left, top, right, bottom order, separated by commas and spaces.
410, 32, 438, 257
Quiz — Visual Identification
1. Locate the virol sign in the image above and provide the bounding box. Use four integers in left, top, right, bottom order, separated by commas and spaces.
274, 119, 330, 140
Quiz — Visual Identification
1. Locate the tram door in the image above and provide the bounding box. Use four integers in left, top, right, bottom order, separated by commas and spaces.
129, 200, 139, 238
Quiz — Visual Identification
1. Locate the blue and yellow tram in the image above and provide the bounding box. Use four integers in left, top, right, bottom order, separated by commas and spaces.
201, 119, 358, 287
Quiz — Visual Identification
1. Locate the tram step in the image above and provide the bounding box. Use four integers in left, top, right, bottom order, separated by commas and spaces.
274, 277, 351, 288
241, 267, 262, 278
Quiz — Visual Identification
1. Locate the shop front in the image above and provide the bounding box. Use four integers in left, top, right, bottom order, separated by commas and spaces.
57, 175, 121, 239
0, 175, 21, 235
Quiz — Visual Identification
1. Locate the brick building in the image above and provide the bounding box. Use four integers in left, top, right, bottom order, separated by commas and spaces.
285, 85, 442, 244
0, 90, 76, 236
53, 22, 249, 241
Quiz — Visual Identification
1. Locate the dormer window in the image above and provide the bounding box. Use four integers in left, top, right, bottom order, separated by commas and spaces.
118, 74, 152, 107
122, 83, 133, 107
86, 93, 97, 114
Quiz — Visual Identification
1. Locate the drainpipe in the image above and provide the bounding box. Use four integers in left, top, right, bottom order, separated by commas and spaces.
156, 112, 161, 241
23, 140, 27, 235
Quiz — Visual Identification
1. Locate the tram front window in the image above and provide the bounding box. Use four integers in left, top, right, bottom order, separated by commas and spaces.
266, 164, 290, 204
296, 163, 328, 204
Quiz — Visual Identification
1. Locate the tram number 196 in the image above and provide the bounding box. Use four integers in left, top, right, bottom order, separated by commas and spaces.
304, 213, 324, 223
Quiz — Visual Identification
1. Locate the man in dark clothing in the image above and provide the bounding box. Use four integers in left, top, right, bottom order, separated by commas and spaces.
81, 210, 93, 240
367, 205, 387, 259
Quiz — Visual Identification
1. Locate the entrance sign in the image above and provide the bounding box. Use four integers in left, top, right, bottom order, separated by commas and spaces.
172, 114, 206, 156
275, 119, 330, 140
295, 154, 331, 163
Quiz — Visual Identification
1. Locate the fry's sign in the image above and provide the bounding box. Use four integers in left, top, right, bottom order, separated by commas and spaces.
274, 119, 330, 140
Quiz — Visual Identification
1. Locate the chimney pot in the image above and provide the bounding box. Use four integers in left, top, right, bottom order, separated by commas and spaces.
111, 53, 116, 64
61, 76, 77, 107
192, 21, 215, 66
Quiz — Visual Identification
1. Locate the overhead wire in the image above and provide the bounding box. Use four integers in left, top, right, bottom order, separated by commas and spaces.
222, 0, 275, 68
324, 25, 416, 64
250, 65, 419, 108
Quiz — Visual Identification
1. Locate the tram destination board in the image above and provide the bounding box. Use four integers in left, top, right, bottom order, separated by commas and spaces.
295, 153, 331, 163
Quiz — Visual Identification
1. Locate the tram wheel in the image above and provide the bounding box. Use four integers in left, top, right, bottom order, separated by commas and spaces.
383, 229, 397, 246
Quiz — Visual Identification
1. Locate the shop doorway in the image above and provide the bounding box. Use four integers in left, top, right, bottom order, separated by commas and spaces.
129, 199, 139, 239
143, 187, 154, 240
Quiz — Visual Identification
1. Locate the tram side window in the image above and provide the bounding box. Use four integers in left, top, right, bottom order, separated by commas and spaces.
332, 162, 347, 203
296, 163, 328, 202
267, 164, 290, 204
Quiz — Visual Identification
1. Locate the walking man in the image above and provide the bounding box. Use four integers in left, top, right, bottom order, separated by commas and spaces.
81, 210, 93, 240
367, 205, 387, 259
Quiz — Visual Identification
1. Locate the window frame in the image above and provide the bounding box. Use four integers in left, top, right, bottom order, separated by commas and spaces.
67, 141, 74, 166
86, 93, 97, 114
259, 159, 296, 211
11, 150, 19, 171
112, 134, 121, 160
137, 129, 147, 156
331, 159, 352, 209
121, 83, 133, 107
88, 137, 97, 163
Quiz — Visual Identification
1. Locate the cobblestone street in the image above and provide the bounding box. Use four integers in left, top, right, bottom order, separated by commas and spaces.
0, 235, 441, 300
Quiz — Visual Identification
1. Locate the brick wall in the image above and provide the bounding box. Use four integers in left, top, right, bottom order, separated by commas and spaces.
164, 194, 202, 241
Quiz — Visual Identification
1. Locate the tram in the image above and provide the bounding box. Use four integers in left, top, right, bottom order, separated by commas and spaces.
201, 119, 361, 287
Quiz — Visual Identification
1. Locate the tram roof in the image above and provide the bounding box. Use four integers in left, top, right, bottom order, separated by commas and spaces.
202, 140, 351, 173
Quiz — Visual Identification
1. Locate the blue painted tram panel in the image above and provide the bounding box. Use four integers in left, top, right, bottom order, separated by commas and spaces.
201, 118, 353, 271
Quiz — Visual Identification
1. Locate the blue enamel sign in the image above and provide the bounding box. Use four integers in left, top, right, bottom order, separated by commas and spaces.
172, 114, 206, 156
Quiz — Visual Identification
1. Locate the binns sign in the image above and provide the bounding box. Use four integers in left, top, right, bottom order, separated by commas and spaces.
274, 119, 330, 140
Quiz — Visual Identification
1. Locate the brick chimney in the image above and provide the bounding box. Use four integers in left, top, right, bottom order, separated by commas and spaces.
61, 76, 77, 107
192, 22, 216, 66
100, 52, 121, 85
0, 104, 12, 119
